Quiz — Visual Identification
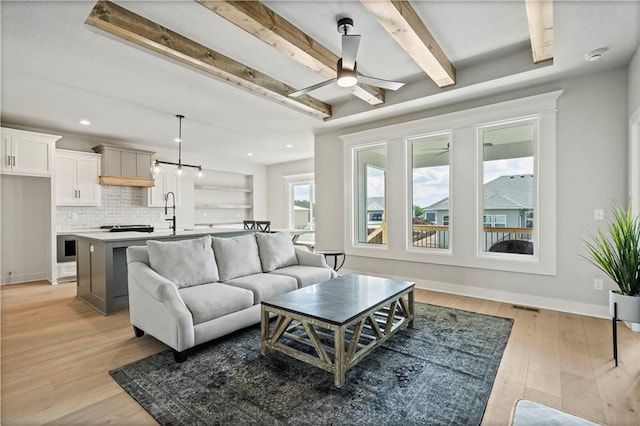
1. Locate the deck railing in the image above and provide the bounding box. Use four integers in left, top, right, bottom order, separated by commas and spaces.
365, 224, 533, 250
411, 224, 533, 250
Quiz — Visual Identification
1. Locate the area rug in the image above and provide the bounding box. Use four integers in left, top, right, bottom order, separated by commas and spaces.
110, 303, 513, 426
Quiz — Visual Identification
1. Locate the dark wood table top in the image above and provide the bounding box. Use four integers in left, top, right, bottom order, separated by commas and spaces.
262, 274, 414, 326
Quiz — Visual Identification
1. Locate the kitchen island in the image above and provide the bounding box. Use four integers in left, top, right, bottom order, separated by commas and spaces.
75, 228, 252, 315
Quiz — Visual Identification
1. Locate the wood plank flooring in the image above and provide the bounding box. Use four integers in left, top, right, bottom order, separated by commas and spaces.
2, 282, 639, 425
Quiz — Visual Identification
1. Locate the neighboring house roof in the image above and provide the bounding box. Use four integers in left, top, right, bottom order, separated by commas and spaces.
426, 174, 533, 211
367, 197, 385, 211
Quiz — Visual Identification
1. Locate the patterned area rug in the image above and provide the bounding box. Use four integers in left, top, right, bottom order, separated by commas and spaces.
110, 303, 513, 425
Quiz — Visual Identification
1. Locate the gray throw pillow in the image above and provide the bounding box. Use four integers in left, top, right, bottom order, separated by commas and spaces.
212, 234, 263, 281
147, 235, 219, 288
255, 231, 298, 272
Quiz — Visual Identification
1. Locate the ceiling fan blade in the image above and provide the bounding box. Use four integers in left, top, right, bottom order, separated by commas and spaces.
288, 79, 335, 98
358, 75, 404, 91
341, 35, 361, 70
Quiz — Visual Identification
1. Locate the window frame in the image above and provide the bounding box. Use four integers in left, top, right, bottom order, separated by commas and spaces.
476, 118, 538, 260
284, 173, 315, 231
341, 90, 560, 275
351, 143, 388, 248
407, 132, 453, 253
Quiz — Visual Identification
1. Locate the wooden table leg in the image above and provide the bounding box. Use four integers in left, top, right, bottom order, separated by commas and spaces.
260, 304, 269, 356
408, 289, 415, 328
334, 325, 346, 388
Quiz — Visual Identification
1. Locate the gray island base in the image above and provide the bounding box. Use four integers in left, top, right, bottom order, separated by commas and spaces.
75, 229, 252, 315
261, 274, 415, 388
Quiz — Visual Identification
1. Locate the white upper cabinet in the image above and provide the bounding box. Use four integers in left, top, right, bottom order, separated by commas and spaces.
146, 164, 181, 207
1, 127, 60, 177
56, 150, 101, 206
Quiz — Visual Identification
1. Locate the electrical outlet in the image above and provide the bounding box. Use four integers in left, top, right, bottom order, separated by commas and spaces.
594, 209, 604, 220
594, 278, 604, 290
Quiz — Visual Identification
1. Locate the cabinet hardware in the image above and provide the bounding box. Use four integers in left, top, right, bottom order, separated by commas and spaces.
11, 156, 16, 166
6, 156, 10, 166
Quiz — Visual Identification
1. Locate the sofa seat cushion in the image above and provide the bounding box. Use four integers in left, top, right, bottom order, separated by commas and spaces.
212, 234, 262, 281
224, 273, 298, 304
178, 283, 253, 325
255, 231, 298, 272
269, 266, 333, 288
147, 235, 219, 288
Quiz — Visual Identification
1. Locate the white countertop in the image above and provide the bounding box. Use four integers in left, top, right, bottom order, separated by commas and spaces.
73, 227, 250, 242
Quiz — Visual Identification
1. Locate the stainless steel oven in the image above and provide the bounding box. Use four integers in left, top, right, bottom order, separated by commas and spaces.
57, 234, 77, 263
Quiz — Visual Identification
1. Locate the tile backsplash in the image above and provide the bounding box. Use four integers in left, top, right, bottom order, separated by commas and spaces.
56, 186, 169, 231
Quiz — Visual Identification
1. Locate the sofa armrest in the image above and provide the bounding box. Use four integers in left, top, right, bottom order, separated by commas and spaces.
294, 246, 331, 269
128, 262, 192, 319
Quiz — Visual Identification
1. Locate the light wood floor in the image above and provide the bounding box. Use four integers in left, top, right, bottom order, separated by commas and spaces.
1, 282, 639, 425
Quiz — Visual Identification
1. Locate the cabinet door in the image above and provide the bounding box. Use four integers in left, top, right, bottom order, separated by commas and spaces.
56, 154, 78, 205
76, 156, 101, 205
1, 135, 12, 173
121, 151, 137, 177
102, 149, 121, 176
147, 173, 166, 207
12, 135, 52, 176
136, 153, 151, 178
146, 165, 181, 207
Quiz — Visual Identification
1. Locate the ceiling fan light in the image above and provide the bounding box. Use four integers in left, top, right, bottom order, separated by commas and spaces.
337, 75, 357, 88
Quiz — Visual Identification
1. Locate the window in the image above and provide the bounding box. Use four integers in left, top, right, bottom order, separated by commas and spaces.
355, 145, 387, 245
342, 90, 559, 275
290, 182, 315, 230
481, 122, 535, 255
410, 134, 451, 249
285, 174, 315, 231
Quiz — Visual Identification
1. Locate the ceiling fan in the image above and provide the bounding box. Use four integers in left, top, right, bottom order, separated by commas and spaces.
288, 18, 405, 98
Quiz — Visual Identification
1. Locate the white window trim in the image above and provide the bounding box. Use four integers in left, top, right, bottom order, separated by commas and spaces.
406, 131, 453, 254
477, 118, 537, 259
284, 173, 314, 231
341, 90, 561, 275
349, 142, 388, 249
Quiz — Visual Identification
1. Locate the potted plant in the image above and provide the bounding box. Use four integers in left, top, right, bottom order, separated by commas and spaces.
584, 203, 640, 365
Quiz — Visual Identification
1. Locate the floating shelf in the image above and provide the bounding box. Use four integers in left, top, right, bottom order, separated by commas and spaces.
195, 184, 252, 193
195, 204, 252, 209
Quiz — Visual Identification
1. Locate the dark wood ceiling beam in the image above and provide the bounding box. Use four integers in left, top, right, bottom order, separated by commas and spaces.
525, 0, 554, 63
360, 0, 456, 88
197, 0, 385, 105
85, 1, 331, 119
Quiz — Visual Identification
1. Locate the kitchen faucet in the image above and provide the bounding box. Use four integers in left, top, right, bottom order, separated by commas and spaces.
164, 191, 176, 235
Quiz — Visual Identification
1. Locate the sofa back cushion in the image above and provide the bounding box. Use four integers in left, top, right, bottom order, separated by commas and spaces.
255, 231, 298, 272
147, 235, 219, 288
212, 234, 262, 281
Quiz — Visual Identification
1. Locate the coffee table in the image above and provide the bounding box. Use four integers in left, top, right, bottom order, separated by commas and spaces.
260, 274, 415, 387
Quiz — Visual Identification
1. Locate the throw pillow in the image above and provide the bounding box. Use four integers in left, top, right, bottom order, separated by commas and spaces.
211, 234, 263, 281
255, 231, 298, 272
147, 235, 219, 288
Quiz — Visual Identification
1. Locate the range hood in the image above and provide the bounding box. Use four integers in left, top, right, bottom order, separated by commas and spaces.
93, 144, 155, 187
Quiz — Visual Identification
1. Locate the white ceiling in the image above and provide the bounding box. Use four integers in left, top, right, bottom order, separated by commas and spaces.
1, 1, 639, 165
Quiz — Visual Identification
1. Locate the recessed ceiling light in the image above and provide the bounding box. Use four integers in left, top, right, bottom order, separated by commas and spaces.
247, 152, 254, 156
286, 144, 293, 148
79, 119, 91, 126
584, 47, 609, 62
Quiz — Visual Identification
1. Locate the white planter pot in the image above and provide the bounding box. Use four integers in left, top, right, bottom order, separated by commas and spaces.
609, 290, 640, 323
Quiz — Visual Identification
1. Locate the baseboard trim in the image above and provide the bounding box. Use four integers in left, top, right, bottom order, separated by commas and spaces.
341, 268, 610, 320
1, 272, 49, 285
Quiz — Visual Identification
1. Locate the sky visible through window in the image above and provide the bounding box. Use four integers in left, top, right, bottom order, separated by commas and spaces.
406, 156, 533, 208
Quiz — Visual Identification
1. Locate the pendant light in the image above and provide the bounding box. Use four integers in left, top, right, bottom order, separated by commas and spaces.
151, 114, 204, 178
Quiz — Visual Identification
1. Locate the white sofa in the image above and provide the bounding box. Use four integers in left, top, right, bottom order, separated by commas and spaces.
126, 232, 336, 362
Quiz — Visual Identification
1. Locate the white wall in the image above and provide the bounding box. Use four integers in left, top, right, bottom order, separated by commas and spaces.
629, 44, 640, 117
315, 67, 629, 317
266, 158, 314, 229
1, 175, 51, 284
